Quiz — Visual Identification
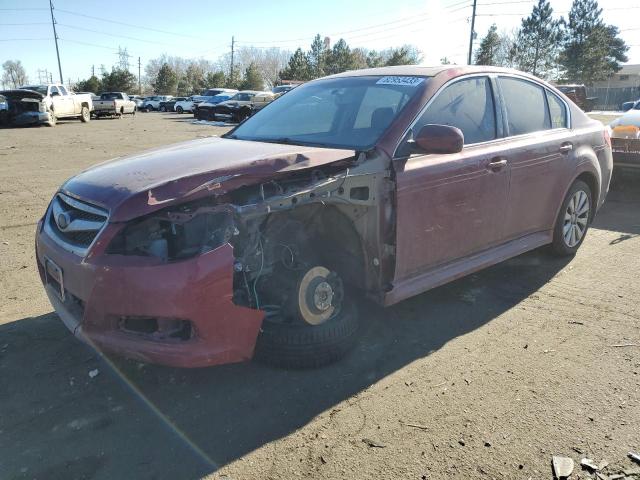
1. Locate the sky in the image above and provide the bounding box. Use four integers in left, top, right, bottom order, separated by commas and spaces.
1, 0, 639, 85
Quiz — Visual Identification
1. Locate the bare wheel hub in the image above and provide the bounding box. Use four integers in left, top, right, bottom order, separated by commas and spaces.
297, 266, 343, 325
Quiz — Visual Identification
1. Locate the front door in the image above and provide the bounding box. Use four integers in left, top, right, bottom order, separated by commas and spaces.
393, 75, 510, 283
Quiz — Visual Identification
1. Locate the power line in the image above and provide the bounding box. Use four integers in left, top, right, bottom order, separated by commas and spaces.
0, 22, 50, 26
56, 23, 182, 47
0, 38, 50, 41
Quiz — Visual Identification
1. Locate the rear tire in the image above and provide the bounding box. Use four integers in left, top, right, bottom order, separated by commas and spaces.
80, 106, 90, 123
160, 105, 166, 112
176, 106, 183, 113
550, 179, 592, 256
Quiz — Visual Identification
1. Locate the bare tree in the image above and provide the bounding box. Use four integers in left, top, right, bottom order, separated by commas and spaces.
2, 60, 28, 88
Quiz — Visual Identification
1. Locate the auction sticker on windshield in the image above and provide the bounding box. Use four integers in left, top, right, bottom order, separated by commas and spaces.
376, 76, 425, 86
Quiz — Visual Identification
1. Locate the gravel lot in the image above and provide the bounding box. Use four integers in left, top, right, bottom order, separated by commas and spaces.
1, 113, 639, 480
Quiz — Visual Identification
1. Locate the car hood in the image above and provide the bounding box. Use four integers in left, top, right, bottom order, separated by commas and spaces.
0, 89, 45, 101
610, 110, 640, 129
62, 136, 356, 222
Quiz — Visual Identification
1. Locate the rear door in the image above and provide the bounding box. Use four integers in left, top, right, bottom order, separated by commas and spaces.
393, 75, 510, 282
496, 76, 573, 240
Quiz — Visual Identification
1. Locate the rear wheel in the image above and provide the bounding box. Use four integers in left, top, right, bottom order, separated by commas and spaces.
160, 105, 166, 112
80, 106, 90, 123
176, 106, 183, 113
551, 179, 592, 256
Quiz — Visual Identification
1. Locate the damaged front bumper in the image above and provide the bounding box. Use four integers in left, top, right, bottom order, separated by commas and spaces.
1, 111, 49, 126
36, 221, 264, 368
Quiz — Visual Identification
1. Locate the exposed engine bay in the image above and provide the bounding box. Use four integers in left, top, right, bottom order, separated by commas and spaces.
107, 152, 395, 323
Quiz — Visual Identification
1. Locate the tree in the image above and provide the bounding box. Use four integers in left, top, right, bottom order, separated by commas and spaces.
75, 75, 102, 93
101, 68, 136, 92
325, 39, 356, 75
514, 0, 562, 78
384, 46, 421, 66
2, 60, 28, 88
205, 71, 226, 88
475, 24, 502, 65
279, 48, 312, 81
440, 57, 451, 65
153, 63, 178, 94
240, 63, 264, 90
309, 34, 328, 77
559, 0, 628, 84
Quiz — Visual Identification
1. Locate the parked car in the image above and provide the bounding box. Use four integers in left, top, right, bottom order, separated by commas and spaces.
272, 84, 296, 96
174, 96, 197, 113
609, 110, 640, 170
141, 95, 173, 111
205, 90, 275, 122
159, 97, 186, 112
0, 84, 92, 126
202, 87, 237, 97
93, 92, 137, 118
621, 99, 640, 112
35, 66, 612, 369
556, 84, 597, 112
128, 95, 145, 109
193, 93, 236, 120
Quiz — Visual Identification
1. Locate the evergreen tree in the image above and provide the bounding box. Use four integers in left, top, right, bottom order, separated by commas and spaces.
152, 63, 178, 94
279, 48, 312, 81
75, 75, 102, 93
559, 0, 628, 83
205, 71, 226, 89
514, 0, 562, 78
101, 68, 136, 92
475, 24, 502, 65
384, 46, 420, 66
325, 39, 356, 75
240, 63, 264, 90
309, 34, 327, 78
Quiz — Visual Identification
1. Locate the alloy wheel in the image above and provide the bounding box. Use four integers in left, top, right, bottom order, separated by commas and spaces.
563, 190, 590, 247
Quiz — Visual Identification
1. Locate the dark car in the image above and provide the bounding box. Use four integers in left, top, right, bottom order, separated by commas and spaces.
36, 66, 612, 369
159, 97, 186, 112
556, 84, 597, 112
621, 99, 640, 112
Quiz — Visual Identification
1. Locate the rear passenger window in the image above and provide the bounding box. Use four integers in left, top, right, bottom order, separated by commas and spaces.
499, 77, 551, 135
416, 76, 496, 144
546, 91, 567, 129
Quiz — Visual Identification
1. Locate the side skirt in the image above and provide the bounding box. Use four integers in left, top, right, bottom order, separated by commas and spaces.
384, 230, 553, 306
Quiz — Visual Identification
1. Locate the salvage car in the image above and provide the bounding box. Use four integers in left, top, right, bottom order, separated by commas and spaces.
142, 95, 173, 112
207, 90, 275, 123
609, 110, 640, 170
93, 92, 137, 118
36, 66, 612, 369
159, 97, 185, 112
0, 84, 92, 126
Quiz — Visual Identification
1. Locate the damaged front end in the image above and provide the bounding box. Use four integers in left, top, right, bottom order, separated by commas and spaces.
0, 90, 51, 127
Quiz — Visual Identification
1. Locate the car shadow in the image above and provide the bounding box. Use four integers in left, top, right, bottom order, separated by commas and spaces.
1, 249, 571, 480
2, 180, 637, 480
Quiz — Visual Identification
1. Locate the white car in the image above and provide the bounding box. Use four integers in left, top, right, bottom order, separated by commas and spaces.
142, 95, 173, 112
174, 96, 196, 113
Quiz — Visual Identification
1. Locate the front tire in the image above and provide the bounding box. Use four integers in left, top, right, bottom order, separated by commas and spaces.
80, 106, 90, 123
46, 110, 56, 127
160, 105, 166, 112
551, 179, 592, 256
176, 106, 183, 113
253, 266, 359, 369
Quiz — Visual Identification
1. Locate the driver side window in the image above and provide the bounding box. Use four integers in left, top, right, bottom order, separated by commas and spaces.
415, 76, 496, 145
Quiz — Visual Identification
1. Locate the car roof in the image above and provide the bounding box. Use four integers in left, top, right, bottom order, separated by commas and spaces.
322, 65, 544, 81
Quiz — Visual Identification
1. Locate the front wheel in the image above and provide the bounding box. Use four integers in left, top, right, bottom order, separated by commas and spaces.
176, 106, 183, 113
46, 111, 56, 127
159, 105, 166, 112
80, 106, 90, 123
550, 179, 592, 256
253, 265, 359, 368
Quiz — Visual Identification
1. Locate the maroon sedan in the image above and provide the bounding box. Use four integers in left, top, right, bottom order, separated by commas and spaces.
36, 66, 613, 368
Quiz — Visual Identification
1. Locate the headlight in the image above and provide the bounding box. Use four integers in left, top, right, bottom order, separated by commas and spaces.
107, 205, 236, 261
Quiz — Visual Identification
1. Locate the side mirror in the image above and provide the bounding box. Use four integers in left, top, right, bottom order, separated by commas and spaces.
412, 124, 464, 155
50, 91, 59, 97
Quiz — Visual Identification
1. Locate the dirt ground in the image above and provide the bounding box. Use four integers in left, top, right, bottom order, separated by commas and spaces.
1, 113, 639, 480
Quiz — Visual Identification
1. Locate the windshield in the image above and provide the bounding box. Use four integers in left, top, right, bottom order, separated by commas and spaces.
20, 85, 48, 95
210, 94, 232, 104
229, 75, 427, 149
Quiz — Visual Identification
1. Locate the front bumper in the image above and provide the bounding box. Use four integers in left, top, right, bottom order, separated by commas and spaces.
36, 220, 264, 368
6, 111, 49, 126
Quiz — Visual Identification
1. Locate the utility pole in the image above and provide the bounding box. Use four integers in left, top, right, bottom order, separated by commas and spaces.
48, 0, 63, 83
91, 65, 95, 77
230, 36, 235, 84
138, 56, 142, 95
467, 0, 478, 65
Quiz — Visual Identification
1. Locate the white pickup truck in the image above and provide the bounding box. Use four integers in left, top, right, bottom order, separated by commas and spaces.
92, 92, 137, 118
11, 84, 93, 126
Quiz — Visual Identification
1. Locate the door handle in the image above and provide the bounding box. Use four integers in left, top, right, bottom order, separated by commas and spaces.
559, 143, 573, 154
487, 158, 508, 171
